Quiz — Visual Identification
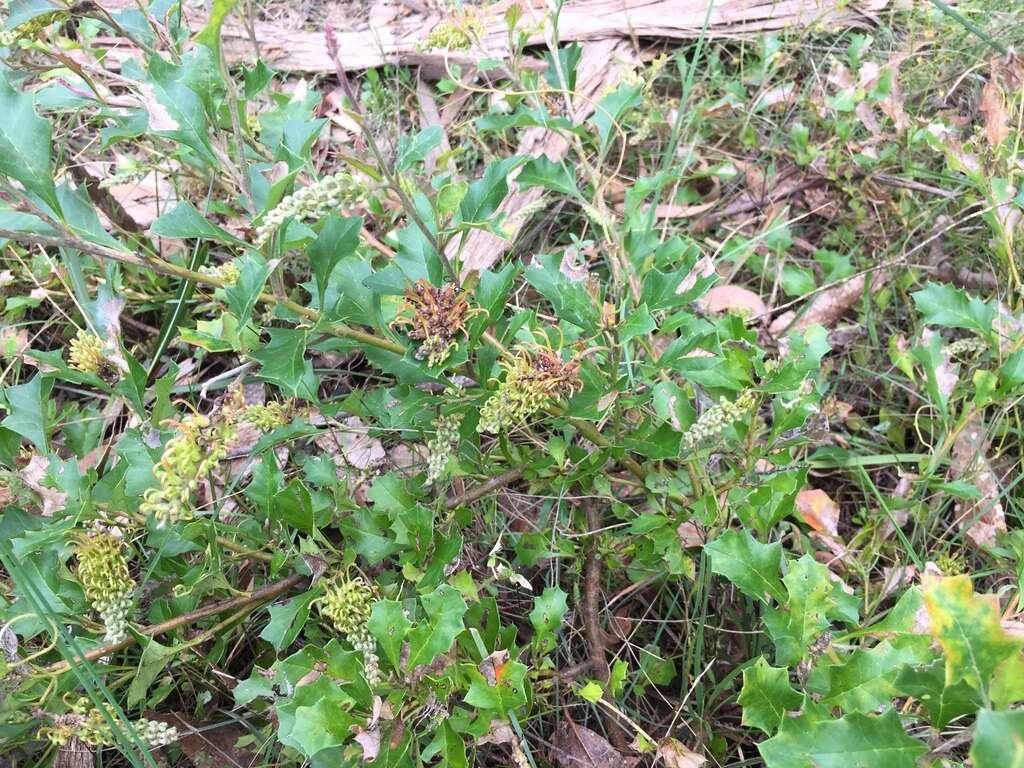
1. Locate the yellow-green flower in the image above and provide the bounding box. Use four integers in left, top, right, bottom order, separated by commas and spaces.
319, 574, 382, 686
69, 330, 107, 375
140, 415, 235, 526
74, 532, 135, 643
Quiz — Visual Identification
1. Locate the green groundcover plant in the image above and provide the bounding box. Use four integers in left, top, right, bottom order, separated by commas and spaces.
0, 0, 1022, 766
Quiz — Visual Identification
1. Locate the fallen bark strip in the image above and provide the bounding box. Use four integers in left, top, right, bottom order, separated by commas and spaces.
93, 0, 939, 74
213, 0, 929, 73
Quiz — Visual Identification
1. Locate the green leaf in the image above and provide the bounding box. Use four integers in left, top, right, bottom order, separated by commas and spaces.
971, 709, 1024, 768
128, 636, 178, 707
529, 586, 568, 644
705, 529, 785, 604
272, 480, 315, 533
620, 304, 656, 343
150, 201, 247, 245
251, 328, 317, 400
738, 656, 802, 734
523, 252, 600, 333
464, 659, 528, 716
893, 660, 982, 729
759, 710, 927, 768
279, 681, 359, 757
405, 584, 467, 671
992, 651, 1024, 709
224, 252, 270, 327
762, 554, 840, 666
433, 721, 469, 768
307, 215, 361, 311
459, 156, 524, 225
194, 0, 239, 57
922, 574, 1019, 690
809, 641, 922, 714
590, 82, 642, 153
516, 156, 578, 196
367, 599, 411, 672
143, 50, 217, 165
368, 473, 418, 515
396, 125, 443, 172
259, 591, 315, 652
0, 73, 59, 214
1, 374, 51, 451
912, 283, 995, 336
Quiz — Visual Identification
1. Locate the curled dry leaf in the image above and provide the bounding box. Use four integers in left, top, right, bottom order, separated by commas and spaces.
550, 721, 638, 768
949, 413, 1006, 549
696, 285, 768, 320
656, 738, 706, 768
21, 454, 67, 517
796, 488, 840, 536
478, 720, 531, 768
353, 727, 381, 762
677, 520, 705, 548
880, 565, 917, 599
676, 255, 716, 296
979, 74, 1010, 148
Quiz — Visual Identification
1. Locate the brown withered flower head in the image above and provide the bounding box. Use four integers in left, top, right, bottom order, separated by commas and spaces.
392, 280, 475, 367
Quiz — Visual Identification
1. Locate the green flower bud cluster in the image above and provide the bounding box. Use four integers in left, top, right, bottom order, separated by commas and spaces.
418, 10, 485, 51
244, 401, 294, 430
478, 348, 582, 434
254, 173, 362, 246
74, 532, 135, 643
319, 575, 382, 686
69, 330, 107, 375
140, 415, 236, 526
946, 337, 988, 358
426, 413, 462, 485
680, 391, 756, 452
42, 699, 178, 748
246, 112, 261, 136
201, 260, 241, 285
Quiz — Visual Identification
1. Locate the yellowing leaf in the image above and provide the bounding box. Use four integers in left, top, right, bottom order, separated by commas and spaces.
922, 574, 1019, 690
795, 488, 840, 536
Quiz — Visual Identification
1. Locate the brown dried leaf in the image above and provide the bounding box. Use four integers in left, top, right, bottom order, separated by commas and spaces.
980, 77, 1010, 148
478, 720, 531, 768
353, 727, 381, 762
676, 255, 716, 296
796, 488, 840, 536
656, 738, 706, 768
21, 455, 67, 517
677, 520, 705, 548
949, 413, 1006, 548
697, 285, 768, 320
550, 721, 636, 768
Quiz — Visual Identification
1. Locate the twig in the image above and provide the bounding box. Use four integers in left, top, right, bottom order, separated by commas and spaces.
39, 573, 308, 674
582, 503, 629, 751
444, 466, 524, 509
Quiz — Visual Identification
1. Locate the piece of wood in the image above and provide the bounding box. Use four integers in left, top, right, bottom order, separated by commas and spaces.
94, 0, 934, 74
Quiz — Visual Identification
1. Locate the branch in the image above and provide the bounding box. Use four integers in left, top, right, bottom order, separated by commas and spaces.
39, 573, 309, 674
582, 503, 629, 751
